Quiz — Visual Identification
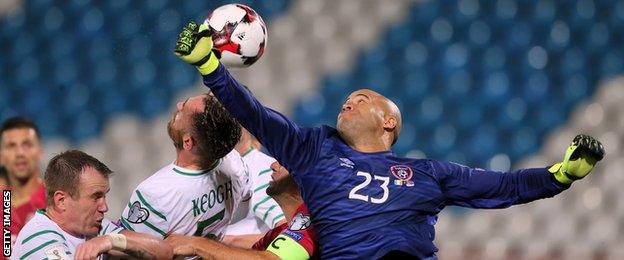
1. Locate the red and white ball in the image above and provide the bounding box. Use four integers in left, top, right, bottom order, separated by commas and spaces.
204, 4, 268, 68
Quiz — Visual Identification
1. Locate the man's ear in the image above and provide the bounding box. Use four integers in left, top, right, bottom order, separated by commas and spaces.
182, 134, 194, 151
54, 190, 68, 210
383, 117, 397, 131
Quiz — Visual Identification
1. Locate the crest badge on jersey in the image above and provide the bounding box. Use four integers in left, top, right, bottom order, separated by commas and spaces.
127, 201, 150, 223
390, 165, 414, 187
289, 212, 311, 231
44, 243, 69, 260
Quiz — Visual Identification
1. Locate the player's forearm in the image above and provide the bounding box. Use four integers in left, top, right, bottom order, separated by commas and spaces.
437, 160, 570, 208
511, 167, 570, 203
223, 234, 265, 249
462, 167, 569, 208
191, 237, 279, 260
202, 64, 273, 133
120, 230, 173, 259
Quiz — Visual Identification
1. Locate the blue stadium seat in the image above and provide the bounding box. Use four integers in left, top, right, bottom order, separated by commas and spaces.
401, 70, 430, 102
103, 0, 131, 13
62, 84, 90, 116
35, 110, 60, 138
510, 127, 538, 158
137, 88, 170, 119
443, 70, 472, 101
257, 0, 289, 19
68, 110, 100, 142
497, 98, 526, 130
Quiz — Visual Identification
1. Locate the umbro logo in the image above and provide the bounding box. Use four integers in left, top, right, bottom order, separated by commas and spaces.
339, 158, 354, 168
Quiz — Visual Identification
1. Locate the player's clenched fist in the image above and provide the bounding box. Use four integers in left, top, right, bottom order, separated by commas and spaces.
165, 234, 198, 256
174, 21, 220, 75
549, 134, 605, 185
74, 235, 113, 260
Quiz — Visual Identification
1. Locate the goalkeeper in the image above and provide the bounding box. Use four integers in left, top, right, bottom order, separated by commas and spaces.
174, 21, 605, 259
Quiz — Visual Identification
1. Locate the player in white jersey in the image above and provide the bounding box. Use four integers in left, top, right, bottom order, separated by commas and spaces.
13, 210, 123, 260
224, 128, 285, 248
121, 149, 250, 240
13, 150, 172, 260
120, 93, 252, 241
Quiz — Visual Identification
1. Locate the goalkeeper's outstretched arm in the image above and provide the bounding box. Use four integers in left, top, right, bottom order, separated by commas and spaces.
435, 134, 604, 209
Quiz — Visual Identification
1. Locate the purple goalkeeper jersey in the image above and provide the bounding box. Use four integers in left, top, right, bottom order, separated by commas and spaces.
202, 64, 569, 259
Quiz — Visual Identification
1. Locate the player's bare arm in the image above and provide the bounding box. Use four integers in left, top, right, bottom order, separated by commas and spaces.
223, 234, 265, 249
75, 230, 173, 260
166, 234, 279, 260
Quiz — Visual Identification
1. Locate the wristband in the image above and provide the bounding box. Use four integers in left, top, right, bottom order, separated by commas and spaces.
107, 233, 127, 251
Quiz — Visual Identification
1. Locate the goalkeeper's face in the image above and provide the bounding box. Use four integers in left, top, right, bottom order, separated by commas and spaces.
65, 166, 110, 238
337, 89, 402, 147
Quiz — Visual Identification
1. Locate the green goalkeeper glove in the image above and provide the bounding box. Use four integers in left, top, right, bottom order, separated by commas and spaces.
549, 134, 605, 185
174, 21, 219, 75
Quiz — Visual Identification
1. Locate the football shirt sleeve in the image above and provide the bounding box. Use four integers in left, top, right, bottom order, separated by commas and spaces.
252, 180, 285, 229
120, 188, 169, 238
248, 154, 285, 228
430, 160, 570, 209
219, 150, 254, 223
202, 64, 326, 175
14, 232, 71, 260
265, 204, 316, 259
220, 150, 253, 202
99, 218, 124, 235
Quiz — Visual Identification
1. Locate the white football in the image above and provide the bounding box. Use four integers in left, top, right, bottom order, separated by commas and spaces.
204, 4, 268, 68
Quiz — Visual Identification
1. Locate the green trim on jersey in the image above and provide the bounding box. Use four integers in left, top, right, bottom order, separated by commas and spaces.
241, 147, 255, 157
142, 221, 167, 237
262, 205, 278, 222
20, 240, 60, 260
271, 213, 285, 226
258, 168, 272, 176
172, 167, 210, 176
101, 221, 122, 235
253, 196, 272, 212
253, 183, 270, 193
135, 190, 167, 221
266, 234, 310, 260
21, 230, 66, 245
121, 216, 167, 237
172, 160, 221, 176
120, 218, 135, 231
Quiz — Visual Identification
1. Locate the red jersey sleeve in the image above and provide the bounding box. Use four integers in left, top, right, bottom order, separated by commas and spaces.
252, 222, 288, 250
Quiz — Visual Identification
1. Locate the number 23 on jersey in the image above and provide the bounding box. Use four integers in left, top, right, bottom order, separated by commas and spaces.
348, 171, 390, 204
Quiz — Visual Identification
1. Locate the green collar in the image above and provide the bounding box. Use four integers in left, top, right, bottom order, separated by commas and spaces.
172, 160, 221, 176
241, 147, 255, 157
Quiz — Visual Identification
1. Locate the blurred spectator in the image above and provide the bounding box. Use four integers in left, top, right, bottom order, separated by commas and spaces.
0, 117, 46, 245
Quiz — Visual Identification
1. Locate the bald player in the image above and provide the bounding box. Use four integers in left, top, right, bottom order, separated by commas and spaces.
174, 21, 605, 259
